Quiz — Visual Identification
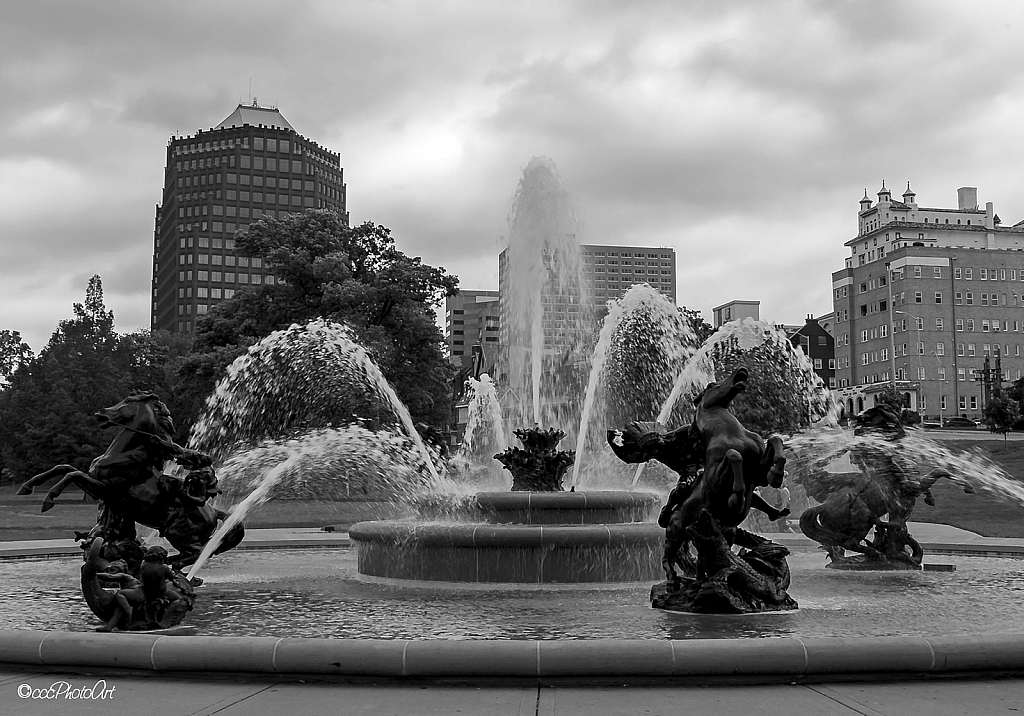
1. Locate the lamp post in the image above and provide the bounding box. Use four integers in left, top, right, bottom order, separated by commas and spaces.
930, 350, 946, 426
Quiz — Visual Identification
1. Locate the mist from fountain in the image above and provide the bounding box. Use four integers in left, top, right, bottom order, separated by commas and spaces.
186, 319, 460, 577
499, 157, 592, 434
631, 317, 838, 487
450, 373, 508, 487
570, 284, 698, 488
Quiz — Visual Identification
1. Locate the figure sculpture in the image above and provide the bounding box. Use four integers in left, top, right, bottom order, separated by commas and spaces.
18, 392, 243, 570
609, 367, 798, 613
795, 406, 975, 570
17, 393, 242, 629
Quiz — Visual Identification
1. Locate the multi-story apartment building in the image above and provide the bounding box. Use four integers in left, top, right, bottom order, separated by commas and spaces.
152, 103, 347, 333
444, 290, 500, 372
832, 183, 1024, 421
788, 316, 836, 389
580, 244, 677, 308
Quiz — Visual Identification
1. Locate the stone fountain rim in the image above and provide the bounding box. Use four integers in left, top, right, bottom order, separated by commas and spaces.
2, 628, 1023, 682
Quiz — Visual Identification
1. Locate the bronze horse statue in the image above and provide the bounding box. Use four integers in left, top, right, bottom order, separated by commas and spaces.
609, 367, 787, 588
659, 367, 787, 586
18, 393, 244, 570
797, 406, 974, 567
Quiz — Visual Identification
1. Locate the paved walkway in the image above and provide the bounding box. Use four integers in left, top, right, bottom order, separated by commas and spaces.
0, 670, 1021, 715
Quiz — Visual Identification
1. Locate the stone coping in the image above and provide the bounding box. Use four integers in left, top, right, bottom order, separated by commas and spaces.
1, 630, 1023, 680
349, 521, 662, 547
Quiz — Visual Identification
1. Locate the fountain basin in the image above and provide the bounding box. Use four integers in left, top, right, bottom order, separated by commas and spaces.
354, 491, 662, 583
350, 520, 663, 583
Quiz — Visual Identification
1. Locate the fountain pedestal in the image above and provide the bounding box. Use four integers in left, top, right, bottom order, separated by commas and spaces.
350, 491, 662, 583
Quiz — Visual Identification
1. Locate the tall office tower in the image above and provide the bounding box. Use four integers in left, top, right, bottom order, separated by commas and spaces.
832, 183, 1024, 421
151, 103, 347, 333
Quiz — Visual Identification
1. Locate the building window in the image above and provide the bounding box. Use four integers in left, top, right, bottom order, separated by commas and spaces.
936, 342, 945, 356
966, 292, 973, 305
936, 318, 944, 331
935, 292, 942, 303
914, 292, 922, 303
934, 267, 941, 278
955, 267, 962, 279
914, 266, 922, 278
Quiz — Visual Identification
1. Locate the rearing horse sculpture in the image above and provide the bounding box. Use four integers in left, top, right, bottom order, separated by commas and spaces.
661, 367, 787, 587
18, 392, 244, 570
796, 406, 974, 568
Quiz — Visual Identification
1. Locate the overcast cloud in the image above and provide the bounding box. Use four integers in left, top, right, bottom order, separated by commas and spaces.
3, 0, 1024, 350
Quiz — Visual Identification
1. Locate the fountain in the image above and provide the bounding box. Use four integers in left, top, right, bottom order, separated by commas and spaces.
5, 157, 1024, 684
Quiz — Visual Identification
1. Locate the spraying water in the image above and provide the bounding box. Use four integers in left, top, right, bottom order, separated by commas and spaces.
190, 319, 442, 484
631, 318, 838, 487
571, 284, 697, 487
499, 157, 592, 432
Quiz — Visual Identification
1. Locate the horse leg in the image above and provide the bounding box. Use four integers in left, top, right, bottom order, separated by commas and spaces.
17, 465, 77, 495
921, 468, 975, 495
41, 472, 108, 513
724, 449, 745, 512
750, 492, 789, 522
761, 436, 787, 488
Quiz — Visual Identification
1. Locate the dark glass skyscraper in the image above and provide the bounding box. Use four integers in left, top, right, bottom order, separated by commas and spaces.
151, 103, 347, 333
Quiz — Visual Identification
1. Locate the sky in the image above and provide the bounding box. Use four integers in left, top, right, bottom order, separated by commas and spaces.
3, 0, 1024, 351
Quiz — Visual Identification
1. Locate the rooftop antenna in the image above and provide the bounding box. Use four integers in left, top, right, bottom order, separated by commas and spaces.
248, 78, 252, 106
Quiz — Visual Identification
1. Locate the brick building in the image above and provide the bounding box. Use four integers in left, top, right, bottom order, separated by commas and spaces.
832, 183, 1024, 421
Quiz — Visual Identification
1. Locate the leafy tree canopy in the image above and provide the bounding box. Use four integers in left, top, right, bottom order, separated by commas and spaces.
186, 211, 459, 430
0, 277, 190, 481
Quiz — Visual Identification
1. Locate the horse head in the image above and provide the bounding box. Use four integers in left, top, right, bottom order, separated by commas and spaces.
95, 393, 175, 438
696, 367, 749, 412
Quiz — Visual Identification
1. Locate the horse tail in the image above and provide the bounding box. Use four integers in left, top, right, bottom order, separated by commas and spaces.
798, 505, 850, 549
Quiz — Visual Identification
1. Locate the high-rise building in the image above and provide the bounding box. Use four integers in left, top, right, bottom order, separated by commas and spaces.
832, 183, 1024, 421
151, 103, 347, 333
580, 244, 677, 308
444, 290, 500, 372
495, 242, 677, 358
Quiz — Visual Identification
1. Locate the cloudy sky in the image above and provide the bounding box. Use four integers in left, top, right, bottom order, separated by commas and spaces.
3, 0, 1024, 350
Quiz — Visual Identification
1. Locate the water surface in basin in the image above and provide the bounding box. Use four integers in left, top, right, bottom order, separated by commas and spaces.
2, 549, 1022, 640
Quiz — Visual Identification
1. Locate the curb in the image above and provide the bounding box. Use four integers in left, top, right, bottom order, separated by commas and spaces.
2, 631, 1023, 681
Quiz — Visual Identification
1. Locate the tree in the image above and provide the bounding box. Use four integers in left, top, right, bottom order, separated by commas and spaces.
0, 330, 33, 384
680, 306, 714, 344
185, 212, 459, 431
0, 277, 190, 480
984, 395, 1019, 440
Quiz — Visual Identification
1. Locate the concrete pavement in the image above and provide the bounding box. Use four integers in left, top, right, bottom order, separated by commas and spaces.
0, 670, 1021, 715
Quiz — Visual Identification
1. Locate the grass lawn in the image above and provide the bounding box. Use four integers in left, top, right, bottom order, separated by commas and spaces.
909, 439, 1024, 538
0, 494, 406, 542
2, 436, 1023, 542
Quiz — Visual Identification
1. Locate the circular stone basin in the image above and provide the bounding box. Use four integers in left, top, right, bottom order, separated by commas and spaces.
350, 491, 663, 584
472, 490, 660, 524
